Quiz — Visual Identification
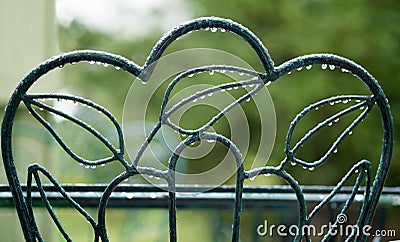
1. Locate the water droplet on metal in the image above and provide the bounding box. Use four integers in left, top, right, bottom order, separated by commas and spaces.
341, 68, 349, 73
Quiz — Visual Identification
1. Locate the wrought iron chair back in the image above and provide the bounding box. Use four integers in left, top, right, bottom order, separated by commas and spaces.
1, 17, 393, 241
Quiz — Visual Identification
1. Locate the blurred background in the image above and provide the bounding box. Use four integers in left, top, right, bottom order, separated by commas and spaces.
0, 0, 399, 241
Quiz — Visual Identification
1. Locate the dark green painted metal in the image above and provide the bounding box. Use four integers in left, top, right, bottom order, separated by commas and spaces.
1, 17, 394, 241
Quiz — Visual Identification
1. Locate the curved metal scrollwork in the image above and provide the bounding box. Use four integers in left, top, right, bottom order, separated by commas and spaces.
1, 17, 393, 242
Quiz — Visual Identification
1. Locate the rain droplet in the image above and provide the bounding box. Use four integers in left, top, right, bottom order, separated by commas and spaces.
114, 66, 121, 70
192, 99, 198, 103
348, 131, 353, 135
302, 166, 307, 170
315, 107, 319, 111
220, 89, 226, 92
182, 133, 187, 137
246, 98, 251, 102
265, 81, 272, 86
288, 71, 292, 75
329, 102, 335, 106
355, 100, 361, 103
249, 177, 255, 181
343, 100, 349, 104
141, 80, 147, 85
210, 27, 218, 32
333, 149, 338, 153
209, 70, 214, 75
39, 107, 44, 111
220, 69, 226, 73
355, 194, 364, 201
102, 63, 109, 67
207, 93, 213, 97
329, 65, 336, 70
227, 87, 233, 91
297, 67, 303, 71
188, 73, 194, 78
308, 167, 315, 171
239, 72, 245, 76
90, 165, 96, 169
306, 65, 312, 70
334, 118, 340, 123
341, 68, 349, 73
85, 165, 90, 169
200, 95, 206, 99
88, 61, 95, 65
220, 28, 226, 32
360, 106, 365, 110
321, 64, 328, 70
234, 86, 239, 90
355, 169, 359, 173
264, 173, 271, 177
207, 139, 215, 143
328, 122, 333, 127
150, 193, 157, 199
249, 84, 254, 88
95, 61, 102, 65
101, 164, 106, 167
204, 27, 210, 31
126, 193, 134, 199
290, 162, 296, 166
